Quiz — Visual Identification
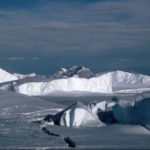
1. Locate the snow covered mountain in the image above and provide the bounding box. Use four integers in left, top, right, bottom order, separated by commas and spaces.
52, 66, 94, 78
14, 70, 150, 96
13, 72, 36, 79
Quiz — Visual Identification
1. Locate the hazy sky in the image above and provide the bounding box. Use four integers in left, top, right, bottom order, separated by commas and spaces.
0, 0, 150, 75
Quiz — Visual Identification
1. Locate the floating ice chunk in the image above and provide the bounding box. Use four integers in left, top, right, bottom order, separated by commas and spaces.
43, 98, 150, 128
0, 68, 18, 83
89, 101, 116, 115
44, 102, 105, 127
88, 101, 117, 124
88, 97, 150, 125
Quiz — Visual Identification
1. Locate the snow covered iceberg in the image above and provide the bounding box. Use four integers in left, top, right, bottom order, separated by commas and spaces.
89, 97, 150, 126
43, 97, 150, 128
14, 70, 150, 96
43, 102, 104, 127
0, 68, 18, 83
0, 68, 37, 84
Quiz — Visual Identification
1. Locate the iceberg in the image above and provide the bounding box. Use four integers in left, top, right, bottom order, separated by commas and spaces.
0, 67, 37, 84
89, 97, 150, 126
14, 70, 150, 96
0, 68, 18, 83
13, 72, 36, 79
43, 102, 104, 127
88, 100, 117, 123
43, 97, 150, 128
113, 98, 150, 125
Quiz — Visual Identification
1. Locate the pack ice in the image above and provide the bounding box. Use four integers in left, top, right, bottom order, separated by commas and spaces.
43, 97, 150, 128
14, 70, 150, 96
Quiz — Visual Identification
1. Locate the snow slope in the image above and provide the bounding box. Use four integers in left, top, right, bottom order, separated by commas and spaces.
0, 68, 37, 84
14, 71, 150, 96
13, 72, 36, 79
0, 68, 18, 83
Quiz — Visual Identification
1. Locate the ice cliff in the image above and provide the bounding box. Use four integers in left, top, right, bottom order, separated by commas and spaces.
43, 102, 104, 127
14, 70, 150, 96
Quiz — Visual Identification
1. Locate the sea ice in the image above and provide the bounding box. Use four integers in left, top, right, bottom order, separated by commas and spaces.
43, 97, 150, 128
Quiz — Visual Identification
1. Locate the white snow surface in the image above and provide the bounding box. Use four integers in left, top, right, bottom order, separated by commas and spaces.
89, 101, 116, 119
0, 68, 37, 84
43, 102, 105, 127
14, 71, 150, 96
59, 102, 104, 127
13, 73, 36, 79
0, 68, 18, 83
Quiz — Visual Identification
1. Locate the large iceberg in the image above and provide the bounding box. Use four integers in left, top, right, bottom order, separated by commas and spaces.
14, 70, 150, 96
43, 101, 105, 127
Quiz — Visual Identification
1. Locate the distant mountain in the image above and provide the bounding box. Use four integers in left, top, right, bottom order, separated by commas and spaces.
52, 66, 94, 78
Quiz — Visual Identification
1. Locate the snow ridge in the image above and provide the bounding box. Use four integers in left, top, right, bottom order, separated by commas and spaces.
14, 70, 150, 96
0, 68, 18, 83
